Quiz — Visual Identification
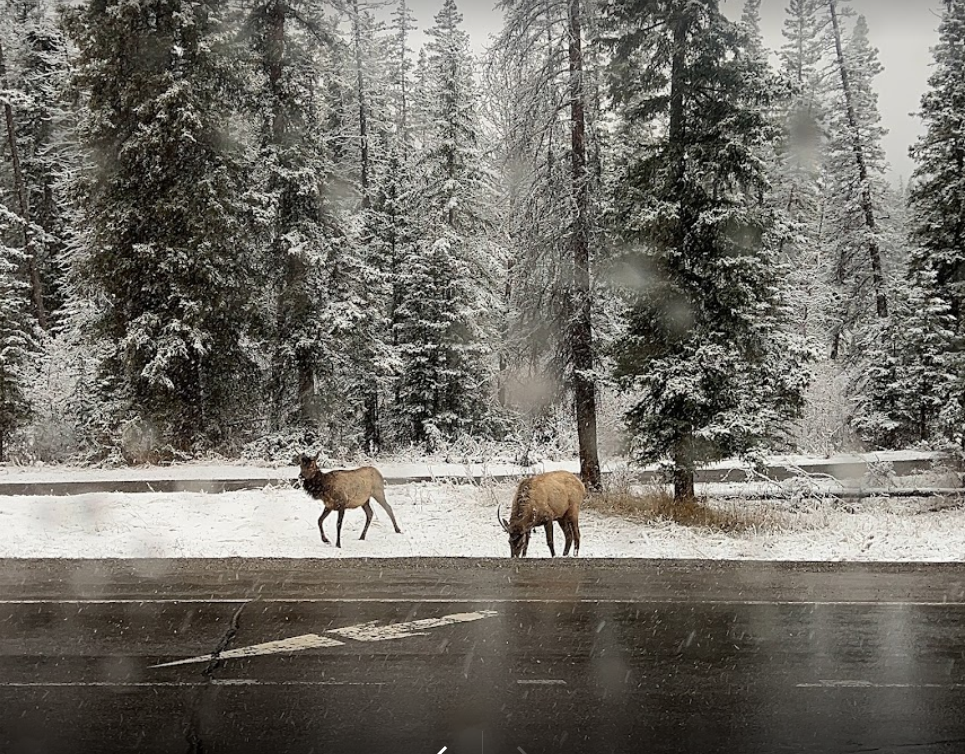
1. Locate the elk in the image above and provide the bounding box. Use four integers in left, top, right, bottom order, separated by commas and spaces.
497, 470, 584, 558
298, 453, 403, 548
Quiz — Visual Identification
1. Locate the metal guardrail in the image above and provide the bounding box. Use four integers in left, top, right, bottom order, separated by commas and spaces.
0, 454, 950, 496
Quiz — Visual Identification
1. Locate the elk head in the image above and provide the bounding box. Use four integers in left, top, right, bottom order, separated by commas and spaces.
298, 452, 321, 481
497, 502, 528, 558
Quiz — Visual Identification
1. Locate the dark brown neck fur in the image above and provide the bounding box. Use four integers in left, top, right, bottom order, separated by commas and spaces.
301, 470, 331, 500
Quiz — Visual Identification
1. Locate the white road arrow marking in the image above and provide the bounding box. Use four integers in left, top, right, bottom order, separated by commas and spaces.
151, 610, 498, 669
327, 610, 498, 642
151, 633, 345, 668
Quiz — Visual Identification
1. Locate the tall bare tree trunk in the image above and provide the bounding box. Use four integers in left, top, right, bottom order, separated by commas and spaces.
350, 0, 380, 451
351, 0, 371, 209
396, 0, 411, 160
669, 9, 695, 503
258, 1, 318, 431
0, 37, 48, 330
568, 0, 601, 491
828, 0, 888, 320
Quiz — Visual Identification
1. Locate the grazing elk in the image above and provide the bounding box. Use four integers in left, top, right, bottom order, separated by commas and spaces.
497, 470, 584, 558
298, 453, 403, 548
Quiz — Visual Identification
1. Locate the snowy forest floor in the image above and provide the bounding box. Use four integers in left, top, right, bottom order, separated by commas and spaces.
0, 452, 963, 560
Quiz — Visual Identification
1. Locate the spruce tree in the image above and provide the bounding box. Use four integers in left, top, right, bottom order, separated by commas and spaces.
851, 268, 956, 448
488, 0, 605, 485
395, 0, 500, 449
774, 0, 831, 342
897, 0, 965, 447
0, 1, 58, 328
0, 214, 39, 460
606, 0, 811, 500
241, 1, 341, 439
823, 7, 891, 360
68, 0, 260, 451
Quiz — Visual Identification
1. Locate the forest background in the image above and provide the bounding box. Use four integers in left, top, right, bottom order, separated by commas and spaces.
1, 0, 964, 504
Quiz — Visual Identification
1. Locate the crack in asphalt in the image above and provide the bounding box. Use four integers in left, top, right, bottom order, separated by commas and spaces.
181, 601, 250, 753
201, 601, 248, 678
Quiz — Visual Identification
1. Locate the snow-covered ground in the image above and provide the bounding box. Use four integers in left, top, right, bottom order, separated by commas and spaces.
0, 455, 962, 560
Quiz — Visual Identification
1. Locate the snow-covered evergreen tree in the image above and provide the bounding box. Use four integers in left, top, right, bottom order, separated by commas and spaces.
240, 0, 343, 442
886, 0, 965, 448
487, 0, 608, 485
0, 0, 69, 329
394, 0, 501, 449
68, 0, 262, 451
774, 0, 831, 342
851, 268, 957, 448
0, 215, 39, 460
606, 0, 811, 500
740, 0, 763, 57
823, 8, 892, 360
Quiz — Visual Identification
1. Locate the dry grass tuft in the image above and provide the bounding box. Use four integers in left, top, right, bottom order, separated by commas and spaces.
586, 473, 796, 533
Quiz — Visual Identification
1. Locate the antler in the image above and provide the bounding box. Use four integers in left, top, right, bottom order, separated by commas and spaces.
496, 502, 510, 533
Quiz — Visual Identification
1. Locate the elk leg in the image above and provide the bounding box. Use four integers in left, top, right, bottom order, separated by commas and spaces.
372, 489, 402, 533
561, 519, 573, 556
360, 502, 374, 540
336, 508, 345, 548
571, 518, 581, 556
522, 530, 531, 557
318, 508, 332, 544
544, 522, 556, 557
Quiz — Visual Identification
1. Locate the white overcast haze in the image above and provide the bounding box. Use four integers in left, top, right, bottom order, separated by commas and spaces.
401, 0, 944, 183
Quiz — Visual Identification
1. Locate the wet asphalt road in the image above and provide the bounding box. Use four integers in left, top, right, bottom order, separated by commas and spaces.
2, 558, 965, 754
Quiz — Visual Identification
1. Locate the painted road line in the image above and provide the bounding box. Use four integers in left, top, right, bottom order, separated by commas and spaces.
151, 633, 345, 668
517, 679, 567, 686
3, 598, 964, 606
2, 680, 385, 688
328, 610, 499, 642
437, 748, 447, 754
151, 611, 498, 669
798, 680, 965, 689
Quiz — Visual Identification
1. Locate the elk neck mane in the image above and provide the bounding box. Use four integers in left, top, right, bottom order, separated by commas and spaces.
301, 469, 332, 499
511, 479, 534, 516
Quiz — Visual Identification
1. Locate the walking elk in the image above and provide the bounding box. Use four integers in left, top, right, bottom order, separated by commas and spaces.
298, 453, 403, 548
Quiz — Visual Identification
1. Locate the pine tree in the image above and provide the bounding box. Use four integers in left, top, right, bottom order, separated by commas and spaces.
0, 213, 39, 460
606, 0, 811, 501
388, 0, 416, 155
488, 0, 605, 485
824, 5, 890, 360
394, 0, 500, 449
897, 0, 965, 447
0, 1, 55, 328
68, 0, 261, 451
241, 0, 342, 439
740, 0, 763, 56
774, 0, 831, 341
851, 268, 956, 448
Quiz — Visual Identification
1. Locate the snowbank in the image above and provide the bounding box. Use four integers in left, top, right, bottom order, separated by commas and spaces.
1, 477, 963, 561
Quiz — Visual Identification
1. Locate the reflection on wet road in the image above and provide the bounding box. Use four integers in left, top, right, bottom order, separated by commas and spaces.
1, 558, 964, 754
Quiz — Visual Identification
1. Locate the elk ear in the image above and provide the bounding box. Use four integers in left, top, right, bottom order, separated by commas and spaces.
313, 451, 320, 462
